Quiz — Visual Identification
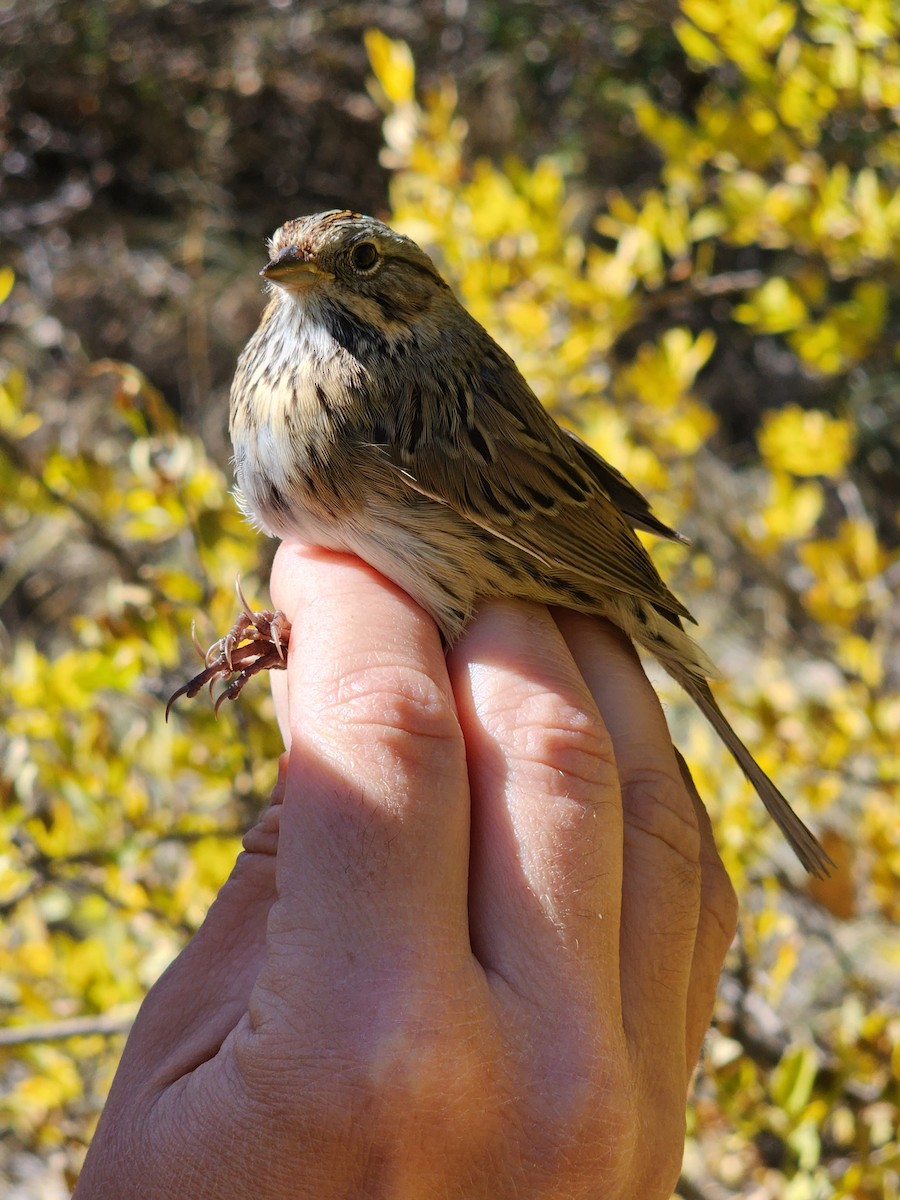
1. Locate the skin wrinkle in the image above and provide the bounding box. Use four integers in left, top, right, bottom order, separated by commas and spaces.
226, 1040, 372, 1194
620, 829, 702, 977
309, 661, 459, 742
465, 653, 617, 794
697, 864, 740, 946
295, 687, 465, 829
620, 764, 703, 864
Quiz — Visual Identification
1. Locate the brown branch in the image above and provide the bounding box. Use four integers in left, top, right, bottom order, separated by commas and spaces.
638, 268, 768, 318
0, 1010, 135, 1047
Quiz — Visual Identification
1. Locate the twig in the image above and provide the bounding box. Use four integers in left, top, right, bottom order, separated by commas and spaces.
0, 1010, 135, 1047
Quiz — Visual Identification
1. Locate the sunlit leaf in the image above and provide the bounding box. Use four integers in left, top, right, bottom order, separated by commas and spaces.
365, 29, 415, 106
758, 405, 855, 477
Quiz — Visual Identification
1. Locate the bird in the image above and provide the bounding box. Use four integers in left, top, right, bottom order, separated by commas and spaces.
168, 208, 833, 878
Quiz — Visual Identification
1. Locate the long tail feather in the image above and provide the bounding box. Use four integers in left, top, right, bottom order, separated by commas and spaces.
674, 672, 834, 879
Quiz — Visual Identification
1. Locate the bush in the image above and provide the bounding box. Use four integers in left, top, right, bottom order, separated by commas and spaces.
1, 7, 897, 1196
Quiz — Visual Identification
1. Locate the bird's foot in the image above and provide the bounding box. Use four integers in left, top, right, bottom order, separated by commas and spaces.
166, 582, 291, 717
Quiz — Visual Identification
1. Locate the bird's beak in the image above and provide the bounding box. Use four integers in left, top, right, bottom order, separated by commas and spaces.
261, 246, 333, 288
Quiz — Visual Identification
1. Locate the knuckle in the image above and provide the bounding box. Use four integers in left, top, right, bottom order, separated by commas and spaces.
375, 1016, 491, 1112
553, 1061, 682, 1199
492, 1030, 685, 1200
511, 1055, 642, 1195
491, 688, 617, 801
318, 661, 461, 752
623, 765, 702, 867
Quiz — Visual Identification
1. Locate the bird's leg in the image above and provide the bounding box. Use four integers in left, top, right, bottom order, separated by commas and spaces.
165, 579, 291, 717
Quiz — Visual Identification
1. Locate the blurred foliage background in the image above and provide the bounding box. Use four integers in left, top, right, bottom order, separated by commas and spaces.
1, 1, 898, 1196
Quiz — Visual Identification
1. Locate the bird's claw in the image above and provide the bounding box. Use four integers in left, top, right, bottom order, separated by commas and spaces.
166, 607, 291, 718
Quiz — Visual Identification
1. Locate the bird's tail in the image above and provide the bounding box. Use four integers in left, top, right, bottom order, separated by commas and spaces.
674, 670, 834, 878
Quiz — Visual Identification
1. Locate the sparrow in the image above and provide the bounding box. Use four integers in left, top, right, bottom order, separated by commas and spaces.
168, 209, 832, 878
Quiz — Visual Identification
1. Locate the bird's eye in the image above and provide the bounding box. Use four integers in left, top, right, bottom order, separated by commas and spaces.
350, 241, 379, 272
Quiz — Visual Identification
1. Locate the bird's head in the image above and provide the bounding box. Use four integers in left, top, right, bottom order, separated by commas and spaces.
261, 211, 451, 337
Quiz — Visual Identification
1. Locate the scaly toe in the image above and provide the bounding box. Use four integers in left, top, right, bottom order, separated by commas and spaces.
167, 610, 293, 717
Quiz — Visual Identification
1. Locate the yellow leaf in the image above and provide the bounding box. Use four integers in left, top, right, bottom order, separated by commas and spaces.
674, 19, 723, 66
365, 29, 415, 106
757, 470, 824, 545
0, 265, 14, 305
836, 633, 884, 687
734, 277, 808, 333
757, 3, 797, 52
757, 405, 854, 477
800, 519, 889, 623
830, 35, 858, 89
680, 0, 725, 35
0, 368, 42, 439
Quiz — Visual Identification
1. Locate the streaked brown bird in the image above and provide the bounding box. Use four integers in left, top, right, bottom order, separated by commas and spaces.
169, 209, 832, 878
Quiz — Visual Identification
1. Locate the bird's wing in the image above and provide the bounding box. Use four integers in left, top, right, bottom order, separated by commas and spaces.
560, 426, 687, 544
380, 337, 694, 622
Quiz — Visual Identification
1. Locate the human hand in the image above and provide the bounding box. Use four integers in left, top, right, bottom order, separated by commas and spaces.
76, 541, 737, 1199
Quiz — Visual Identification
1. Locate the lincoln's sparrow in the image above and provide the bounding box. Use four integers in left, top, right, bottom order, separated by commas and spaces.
170, 209, 832, 877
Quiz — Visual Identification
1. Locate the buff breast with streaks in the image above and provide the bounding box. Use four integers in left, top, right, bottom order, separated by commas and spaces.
175, 208, 833, 879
